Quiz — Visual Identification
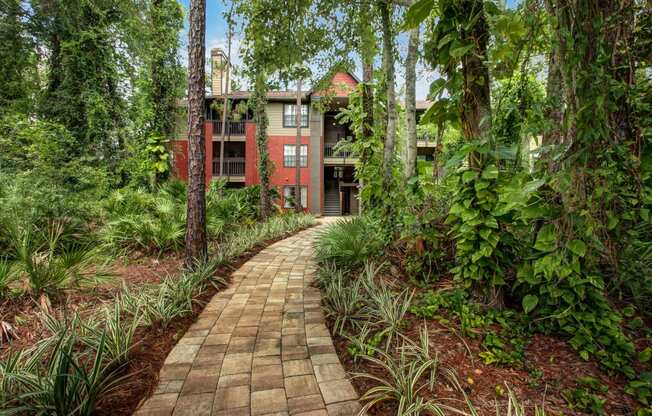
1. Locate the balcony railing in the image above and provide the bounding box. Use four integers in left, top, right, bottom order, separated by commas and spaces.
324, 142, 353, 159
212, 157, 245, 177
213, 120, 246, 136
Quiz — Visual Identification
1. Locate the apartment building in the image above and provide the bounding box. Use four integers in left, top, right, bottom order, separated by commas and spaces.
170, 48, 434, 216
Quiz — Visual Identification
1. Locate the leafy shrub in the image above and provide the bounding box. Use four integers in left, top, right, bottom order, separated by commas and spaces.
315, 216, 384, 268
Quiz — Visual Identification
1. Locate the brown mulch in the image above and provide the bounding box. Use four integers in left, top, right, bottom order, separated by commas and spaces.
0, 223, 314, 416
324, 270, 643, 416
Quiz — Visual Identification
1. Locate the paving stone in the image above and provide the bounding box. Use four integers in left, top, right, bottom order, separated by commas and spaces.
181, 368, 219, 394
212, 406, 250, 416
310, 354, 340, 366
160, 364, 191, 381
204, 334, 231, 346
142, 393, 179, 410
173, 393, 214, 416
282, 359, 313, 377
284, 375, 320, 398
165, 345, 201, 365
251, 364, 284, 391
217, 373, 251, 388
221, 353, 253, 375
325, 401, 361, 416
313, 364, 346, 383
294, 411, 328, 416
253, 355, 282, 368
213, 385, 250, 410
287, 394, 325, 414
251, 389, 288, 415
319, 380, 357, 405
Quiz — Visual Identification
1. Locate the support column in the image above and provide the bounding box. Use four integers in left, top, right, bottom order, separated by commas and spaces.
309, 104, 323, 215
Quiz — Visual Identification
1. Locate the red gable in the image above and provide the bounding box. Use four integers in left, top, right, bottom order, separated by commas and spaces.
313, 71, 358, 98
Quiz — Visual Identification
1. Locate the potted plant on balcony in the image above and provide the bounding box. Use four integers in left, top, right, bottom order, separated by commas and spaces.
231, 101, 248, 122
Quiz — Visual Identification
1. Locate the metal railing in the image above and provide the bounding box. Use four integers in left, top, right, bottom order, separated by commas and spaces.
212, 157, 245, 177
213, 120, 246, 136
324, 142, 353, 158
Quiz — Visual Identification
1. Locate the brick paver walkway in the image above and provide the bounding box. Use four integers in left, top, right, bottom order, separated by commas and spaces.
135, 219, 360, 416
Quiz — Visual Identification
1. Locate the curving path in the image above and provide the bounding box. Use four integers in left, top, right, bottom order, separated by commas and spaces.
135, 219, 360, 416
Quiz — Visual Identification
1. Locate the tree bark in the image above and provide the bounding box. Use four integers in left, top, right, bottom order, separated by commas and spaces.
184, 0, 207, 266
405, 24, 420, 180
380, 0, 397, 191
460, 0, 492, 168
294, 78, 303, 212
253, 72, 272, 218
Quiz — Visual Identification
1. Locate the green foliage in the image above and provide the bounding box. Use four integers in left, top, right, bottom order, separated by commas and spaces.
445, 149, 518, 297
314, 217, 384, 269
0, 331, 132, 415
562, 377, 608, 416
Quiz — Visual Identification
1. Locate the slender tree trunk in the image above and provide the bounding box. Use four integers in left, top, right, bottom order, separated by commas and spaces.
380, 0, 397, 191
184, 0, 207, 266
460, 0, 491, 168
294, 78, 303, 212
542, 0, 563, 149
358, 2, 376, 214
253, 72, 272, 218
218, 7, 233, 178
405, 24, 420, 180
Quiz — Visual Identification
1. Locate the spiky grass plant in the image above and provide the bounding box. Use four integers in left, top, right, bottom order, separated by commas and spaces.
322, 268, 367, 335
1, 332, 132, 416
83, 302, 140, 365
355, 346, 469, 416
364, 282, 413, 351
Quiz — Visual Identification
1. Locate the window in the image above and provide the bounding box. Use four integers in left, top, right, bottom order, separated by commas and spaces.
283, 144, 308, 167
284, 186, 307, 209
283, 104, 309, 127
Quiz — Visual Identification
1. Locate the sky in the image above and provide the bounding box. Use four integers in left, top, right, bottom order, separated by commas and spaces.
177, 0, 521, 100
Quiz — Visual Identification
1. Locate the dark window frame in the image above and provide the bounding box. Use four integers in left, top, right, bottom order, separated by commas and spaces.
283, 144, 308, 167
283, 103, 309, 128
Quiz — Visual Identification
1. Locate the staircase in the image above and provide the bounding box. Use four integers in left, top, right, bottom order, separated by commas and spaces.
323, 184, 340, 216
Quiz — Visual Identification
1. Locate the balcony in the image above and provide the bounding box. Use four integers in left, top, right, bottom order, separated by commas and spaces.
212, 157, 245, 181
213, 120, 246, 138
324, 142, 356, 165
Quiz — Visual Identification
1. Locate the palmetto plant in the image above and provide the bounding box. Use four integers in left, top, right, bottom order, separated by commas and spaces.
314, 217, 384, 268
0, 257, 15, 297
10, 223, 107, 296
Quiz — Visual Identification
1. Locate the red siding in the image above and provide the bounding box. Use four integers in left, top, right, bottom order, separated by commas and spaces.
313, 71, 358, 97
170, 121, 213, 185
244, 122, 312, 211
171, 140, 188, 181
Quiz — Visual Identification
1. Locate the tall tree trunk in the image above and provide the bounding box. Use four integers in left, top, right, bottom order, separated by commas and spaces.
253, 72, 272, 218
219, 4, 234, 178
380, 0, 397, 191
184, 0, 207, 266
460, 0, 491, 168
405, 25, 420, 180
358, 2, 376, 214
294, 78, 303, 212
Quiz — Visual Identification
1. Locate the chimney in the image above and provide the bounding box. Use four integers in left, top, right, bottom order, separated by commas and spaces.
211, 48, 230, 96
